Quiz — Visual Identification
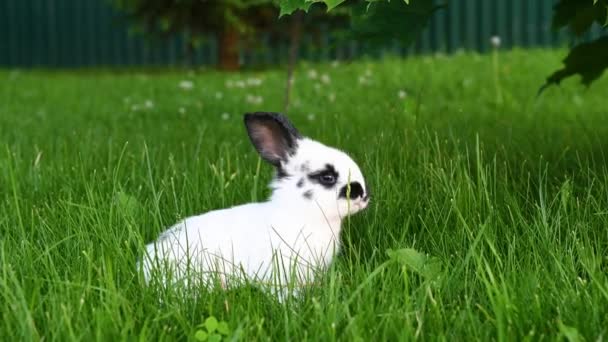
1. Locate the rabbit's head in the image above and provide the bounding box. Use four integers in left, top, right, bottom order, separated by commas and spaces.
245, 112, 369, 220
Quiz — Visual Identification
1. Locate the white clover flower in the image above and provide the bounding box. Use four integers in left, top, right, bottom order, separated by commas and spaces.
225, 80, 234, 88
221, 112, 230, 120
246, 95, 264, 105
215, 91, 223, 99
364, 68, 372, 77
328, 93, 336, 103
235, 80, 246, 88
321, 74, 331, 84
144, 100, 154, 109
8, 70, 21, 80
490, 36, 501, 48
307, 113, 315, 121
358, 75, 368, 85
246, 78, 263, 87
398, 90, 407, 99
307, 69, 318, 79
331, 60, 340, 68
178, 107, 186, 114
179, 80, 194, 90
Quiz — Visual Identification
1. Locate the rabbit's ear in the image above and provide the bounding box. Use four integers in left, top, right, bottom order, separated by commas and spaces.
244, 112, 302, 167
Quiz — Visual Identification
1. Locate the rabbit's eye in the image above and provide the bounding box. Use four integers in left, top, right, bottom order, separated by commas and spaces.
308, 164, 339, 188
319, 173, 336, 185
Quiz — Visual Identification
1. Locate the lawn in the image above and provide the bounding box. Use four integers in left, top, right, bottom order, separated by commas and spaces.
1, 49, 608, 340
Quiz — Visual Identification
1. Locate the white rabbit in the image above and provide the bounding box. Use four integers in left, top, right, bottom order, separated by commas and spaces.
140, 112, 370, 299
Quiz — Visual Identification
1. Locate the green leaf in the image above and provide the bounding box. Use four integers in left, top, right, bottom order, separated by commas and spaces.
208, 334, 222, 342
159, 17, 171, 32
552, 0, 608, 36
540, 36, 608, 92
194, 330, 209, 341
279, 0, 312, 17
349, 0, 443, 47
204, 317, 219, 333
324, 0, 347, 10
279, 0, 346, 15
387, 248, 442, 281
217, 322, 230, 336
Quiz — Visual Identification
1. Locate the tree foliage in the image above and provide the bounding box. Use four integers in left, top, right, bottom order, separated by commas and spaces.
542, 0, 608, 91
113, 0, 349, 41
282, 0, 608, 90
541, 36, 608, 92
279, 0, 443, 48
113, 0, 277, 36
112, 0, 350, 69
112, 0, 279, 69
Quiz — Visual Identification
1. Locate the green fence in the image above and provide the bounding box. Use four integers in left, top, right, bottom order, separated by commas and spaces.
0, 0, 605, 68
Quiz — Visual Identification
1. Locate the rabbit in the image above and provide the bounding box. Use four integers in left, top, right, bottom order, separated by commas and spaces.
140, 112, 370, 299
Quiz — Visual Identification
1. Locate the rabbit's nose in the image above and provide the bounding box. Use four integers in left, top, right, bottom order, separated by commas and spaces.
339, 182, 364, 199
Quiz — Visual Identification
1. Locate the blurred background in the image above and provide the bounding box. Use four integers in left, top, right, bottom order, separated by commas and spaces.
1, 0, 605, 70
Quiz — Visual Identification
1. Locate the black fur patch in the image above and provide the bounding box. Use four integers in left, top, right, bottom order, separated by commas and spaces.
303, 190, 313, 199
308, 164, 339, 189
296, 178, 305, 188
276, 165, 290, 179
339, 182, 364, 199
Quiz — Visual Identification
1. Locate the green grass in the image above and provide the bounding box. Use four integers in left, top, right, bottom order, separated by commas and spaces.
1, 48, 608, 340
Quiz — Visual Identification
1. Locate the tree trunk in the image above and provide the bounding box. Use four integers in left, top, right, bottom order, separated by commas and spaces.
284, 11, 303, 113
184, 39, 195, 67
218, 26, 240, 71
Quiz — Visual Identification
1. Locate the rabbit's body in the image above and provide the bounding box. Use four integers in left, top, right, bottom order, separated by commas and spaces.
140, 114, 369, 299
143, 199, 341, 287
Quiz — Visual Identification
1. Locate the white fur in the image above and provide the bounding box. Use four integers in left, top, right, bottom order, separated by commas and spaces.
140, 135, 369, 299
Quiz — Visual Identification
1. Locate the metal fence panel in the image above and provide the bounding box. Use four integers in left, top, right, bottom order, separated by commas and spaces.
0, 0, 603, 68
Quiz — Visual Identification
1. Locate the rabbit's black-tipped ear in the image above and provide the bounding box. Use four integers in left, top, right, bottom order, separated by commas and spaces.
244, 112, 301, 167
